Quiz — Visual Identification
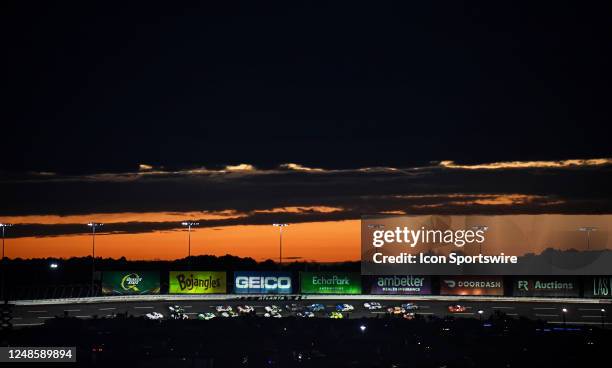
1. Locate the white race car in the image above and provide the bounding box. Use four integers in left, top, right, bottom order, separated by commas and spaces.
168, 305, 188, 320
145, 312, 164, 320
216, 305, 233, 313
335, 304, 354, 312
197, 312, 216, 320
401, 303, 419, 311
264, 305, 282, 314
364, 302, 382, 310
237, 305, 255, 314
264, 312, 282, 318
221, 311, 239, 318
296, 311, 315, 318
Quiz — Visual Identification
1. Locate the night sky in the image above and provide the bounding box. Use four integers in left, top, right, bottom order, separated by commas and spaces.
2, 2, 611, 260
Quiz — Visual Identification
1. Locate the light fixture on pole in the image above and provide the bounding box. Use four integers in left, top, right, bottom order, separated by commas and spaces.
0, 223, 13, 301
87, 222, 103, 295
273, 223, 288, 267
0, 223, 12, 261
471, 225, 489, 254
578, 227, 597, 250
181, 221, 199, 269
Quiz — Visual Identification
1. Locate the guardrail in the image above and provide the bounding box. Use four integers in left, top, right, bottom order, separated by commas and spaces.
11, 294, 612, 306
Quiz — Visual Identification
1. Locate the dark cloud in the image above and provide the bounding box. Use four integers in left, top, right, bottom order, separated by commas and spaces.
2, 161, 612, 238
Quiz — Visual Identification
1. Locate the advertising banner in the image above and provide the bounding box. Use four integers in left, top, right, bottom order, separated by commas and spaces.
440, 275, 503, 296
584, 276, 612, 298
102, 271, 160, 295
366, 275, 431, 295
234, 271, 293, 294
512, 277, 579, 297
300, 272, 361, 294
169, 271, 227, 294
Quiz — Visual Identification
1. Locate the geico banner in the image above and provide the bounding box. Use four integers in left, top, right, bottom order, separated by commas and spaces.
366, 275, 431, 295
169, 271, 227, 294
584, 276, 612, 298
300, 272, 362, 294
102, 271, 160, 295
234, 271, 293, 294
440, 276, 504, 296
513, 277, 579, 297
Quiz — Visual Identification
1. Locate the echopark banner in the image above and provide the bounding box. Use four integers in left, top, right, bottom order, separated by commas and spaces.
361, 214, 612, 275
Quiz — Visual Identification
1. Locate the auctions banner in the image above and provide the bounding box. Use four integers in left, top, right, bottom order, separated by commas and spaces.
102, 271, 160, 295
169, 271, 227, 294
512, 277, 579, 297
361, 214, 612, 275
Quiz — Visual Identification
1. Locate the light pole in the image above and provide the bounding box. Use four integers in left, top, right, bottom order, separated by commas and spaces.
602, 308, 606, 329
471, 225, 489, 254
181, 221, 199, 269
0, 223, 13, 302
87, 222, 103, 295
562, 307, 568, 329
578, 227, 597, 250
273, 223, 288, 268
478, 309, 484, 322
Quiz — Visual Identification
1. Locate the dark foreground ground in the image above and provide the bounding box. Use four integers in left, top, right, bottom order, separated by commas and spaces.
2, 313, 611, 368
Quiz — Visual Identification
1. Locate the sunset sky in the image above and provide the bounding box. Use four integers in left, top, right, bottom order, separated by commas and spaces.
2, 2, 611, 261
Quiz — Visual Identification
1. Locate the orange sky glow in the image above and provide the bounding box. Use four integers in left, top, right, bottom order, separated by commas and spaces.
6, 220, 361, 262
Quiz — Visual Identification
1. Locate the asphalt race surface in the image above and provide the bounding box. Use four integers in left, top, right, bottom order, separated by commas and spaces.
10, 298, 612, 328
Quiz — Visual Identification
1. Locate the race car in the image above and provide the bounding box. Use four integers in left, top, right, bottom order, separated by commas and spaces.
448, 304, 467, 313
335, 304, 354, 312
215, 305, 233, 313
401, 303, 418, 311
168, 305, 189, 320
402, 312, 416, 320
220, 311, 239, 318
264, 311, 282, 318
197, 312, 216, 320
237, 305, 255, 314
387, 306, 407, 315
296, 311, 315, 318
306, 303, 325, 312
363, 302, 382, 310
264, 305, 282, 314
285, 303, 303, 312
329, 311, 344, 319
145, 312, 164, 320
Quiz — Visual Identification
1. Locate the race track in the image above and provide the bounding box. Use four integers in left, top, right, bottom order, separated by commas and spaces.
8, 295, 612, 328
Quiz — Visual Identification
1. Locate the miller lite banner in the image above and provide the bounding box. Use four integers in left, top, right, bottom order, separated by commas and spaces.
102, 271, 160, 295
584, 276, 612, 298
366, 275, 431, 295
512, 277, 579, 297
169, 271, 227, 294
440, 275, 504, 296
234, 271, 293, 294
300, 272, 362, 294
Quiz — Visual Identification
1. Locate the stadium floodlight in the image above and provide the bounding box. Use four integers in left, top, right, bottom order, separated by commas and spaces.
0, 223, 13, 260
602, 309, 606, 313
87, 222, 103, 294
360, 325, 366, 332
0, 223, 13, 301
478, 309, 484, 321
471, 225, 489, 255
562, 308, 568, 313
578, 227, 597, 250
181, 221, 199, 269
273, 223, 288, 267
